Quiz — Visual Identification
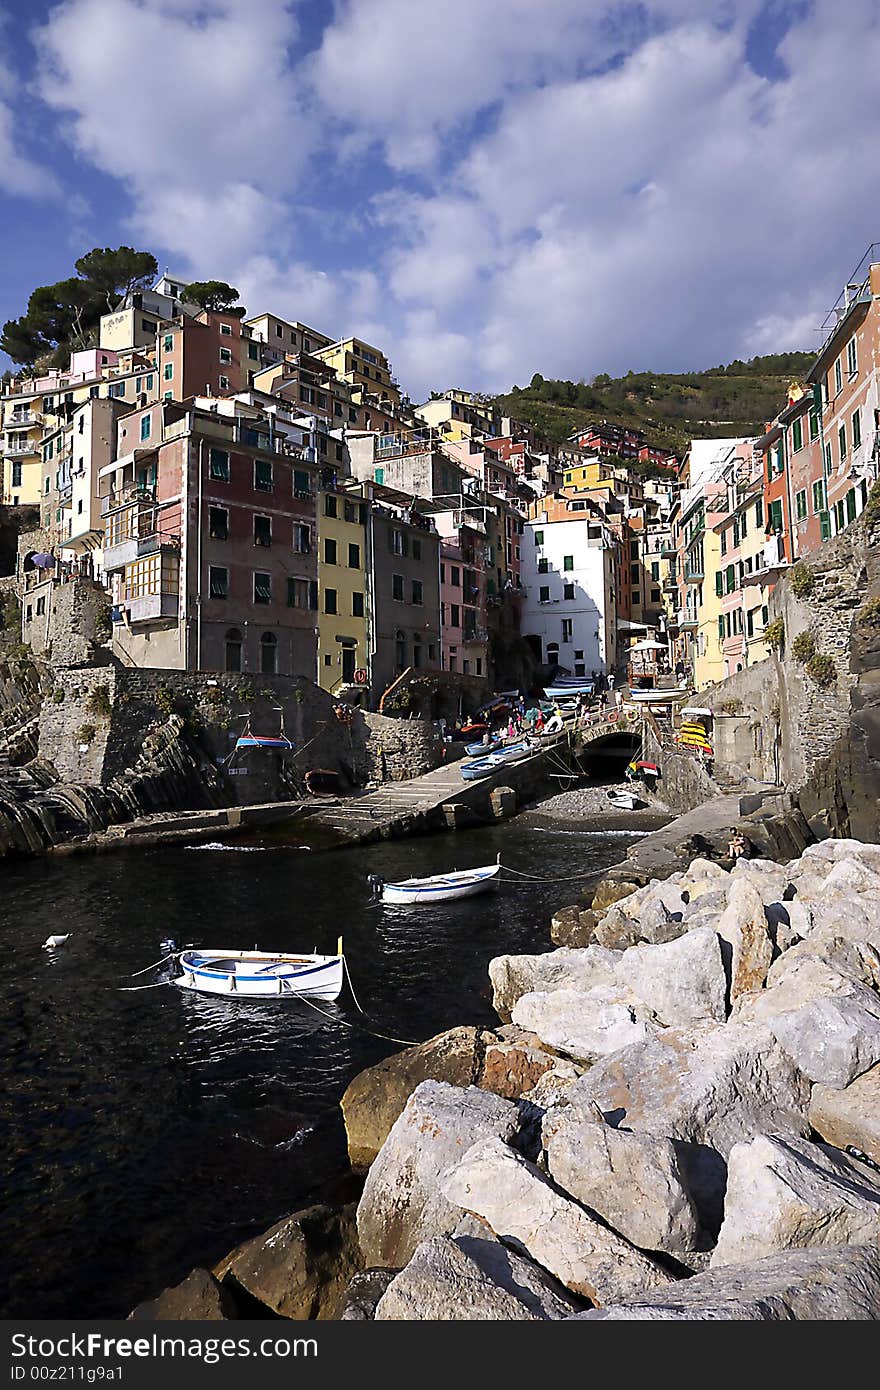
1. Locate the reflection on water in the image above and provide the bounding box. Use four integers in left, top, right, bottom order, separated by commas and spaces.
1, 820, 639, 1318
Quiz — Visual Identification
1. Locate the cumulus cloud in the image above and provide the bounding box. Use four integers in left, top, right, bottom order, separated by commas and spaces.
0, 50, 60, 199
18, 0, 880, 401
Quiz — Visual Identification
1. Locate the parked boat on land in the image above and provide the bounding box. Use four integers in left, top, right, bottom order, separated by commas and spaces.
173, 945, 343, 1000
606, 789, 644, 810
465, 736, 501, 757
627, 686, 689, 704
368, 858, 502, 905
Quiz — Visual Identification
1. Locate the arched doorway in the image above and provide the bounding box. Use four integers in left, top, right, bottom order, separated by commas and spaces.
260, 631, 277, 674
224, 627, 242, 672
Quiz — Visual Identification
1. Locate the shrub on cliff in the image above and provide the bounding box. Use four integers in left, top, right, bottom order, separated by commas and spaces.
805, 652, 836, 687
858, 597, 880, 629
788, 564, 815, 599
764, 617, 785, 651
791, 632, 817, 663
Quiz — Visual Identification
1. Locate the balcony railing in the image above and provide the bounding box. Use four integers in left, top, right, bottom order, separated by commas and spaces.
6, 412, 41, 428
4, 441, 39, 457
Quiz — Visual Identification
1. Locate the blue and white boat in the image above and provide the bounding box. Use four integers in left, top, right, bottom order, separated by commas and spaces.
460, 756, 498, 781
370, 859, 501, 905
486, 740, 532, 765
173, 944, 343, 1000
465, 736, 501, 757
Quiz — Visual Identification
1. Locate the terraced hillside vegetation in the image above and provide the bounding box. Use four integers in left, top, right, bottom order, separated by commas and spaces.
494, 352, 816, 453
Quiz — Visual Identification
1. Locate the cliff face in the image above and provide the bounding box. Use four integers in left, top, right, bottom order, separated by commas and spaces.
690, 498, 880, 841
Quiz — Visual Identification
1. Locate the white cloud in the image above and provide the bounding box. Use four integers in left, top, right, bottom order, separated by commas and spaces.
0, 52, 60, 199
20, 0, 880, 403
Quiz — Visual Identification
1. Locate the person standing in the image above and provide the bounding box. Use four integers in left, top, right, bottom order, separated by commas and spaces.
607, 672, 616, 692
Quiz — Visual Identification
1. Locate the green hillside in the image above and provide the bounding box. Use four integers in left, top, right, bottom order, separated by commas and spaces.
494, 352, 816, 452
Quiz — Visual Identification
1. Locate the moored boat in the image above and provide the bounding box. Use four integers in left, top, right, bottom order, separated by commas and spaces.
173, 945, 343, 1000
465, 736, 501, 756
606, 789, 644, 810
369, 859, 501, 905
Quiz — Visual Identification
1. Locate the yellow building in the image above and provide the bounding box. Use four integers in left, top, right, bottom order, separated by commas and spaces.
317, 485, 369, 692
1, 390, 44, 505
314, 337, 400, 406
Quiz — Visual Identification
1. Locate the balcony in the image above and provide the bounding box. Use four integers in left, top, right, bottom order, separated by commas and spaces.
683, 567, 704, 584
6, 411, 41, 428
125, 591, 179, 623
463, 628, 488, 645
4, 440, 39, 457
675, 609, 699, 629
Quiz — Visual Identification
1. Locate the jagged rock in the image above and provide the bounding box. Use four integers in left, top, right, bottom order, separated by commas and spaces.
802, 839, 880, 871
591, 877, 642, 911
218, 1203, 359, 1320
767, 987, 880, 1088
711, 1133, 880, 1267
570, 1244, 880, 1320
550, 905, 596, 948
542, 1104, 702, 1258
339, 1270, 398, 1320
479, 1035, 559, 1100
441, 1137, 674, 1304
613, 927, 727, 1027
592, 904, 641, 950
521, 1059, 584, 1109
683, 888, 728, 921
636, 894, 688, 945
341, 1026, 487, 1167
488, 946, 620, 1020
129, 1268, 236, 1320
356, 1081, 522, 1268
715, 878, 774, 999
512, 985, 655, 1064
810, 1064, 880, 1165
735, 954, 855, 1024
374, 1232, 580, 1320
567, 1020, 812, 1226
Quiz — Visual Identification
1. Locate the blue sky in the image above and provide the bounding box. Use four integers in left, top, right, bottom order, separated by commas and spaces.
1, 0, 878, 399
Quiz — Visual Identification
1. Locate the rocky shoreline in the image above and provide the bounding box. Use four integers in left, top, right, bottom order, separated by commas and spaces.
131, 826, 880, 1322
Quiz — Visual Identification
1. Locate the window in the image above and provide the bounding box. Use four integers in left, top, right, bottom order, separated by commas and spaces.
389, 527, 408, 556
846, 488, 857, 523
348, 542, 360, 568
835, 357, 843, 395
253, 571, 271, 604
563, 582, 575, 599
145, 374, 154, 391
561, 618, 573, 642
293, 524, 310, 553
718, 614, 725, 642
651, 561, 660, 581
163, 391, 173, 402
412, 579, 423, 605
813, 479, 826, 513
847, 337, 857, 377
324, 494, 337, 518
796, 489, 808, 521
254, 515, 271, 547
630, 563, 640, 584
248, 342, 259, 360
392, 573, 404, 601
852, 409, 862, 450
221, 627, 242, 671
839, 423, 847, 460
287, 577, 309, 608
726, 563, 735, 594
209, 565, 228, 598
163, 334, 173, 352
740, 510, 748, 538
219, 375, 230, 391
260, 632, 277, 674
293, 469, 311, 499
324, 588, 337, 614
140, 414, 151, 441
219, 347, 232, 365
220, 323, 232, 337
768, 498, 784, 534
209, 506, 228, 540
163, 362, 173, 381
440, 564, 445, 584
538, 557, 549, 573
450, 603, 460, 626
534, 530, 544, 546
715, 571, 723, 597
209, 448, 230, 481
323, 538, 337, 566
539, 585, 550, 602
395, 631, 406, 669
352, 591, 364, 617
563, 555, 574, 571
791, 417, 803, 453
809, 410, 819, 442
412, 538, 421, 561
824, 441, 832, 476
719, 529, 727, 556
254, 458, 273, 491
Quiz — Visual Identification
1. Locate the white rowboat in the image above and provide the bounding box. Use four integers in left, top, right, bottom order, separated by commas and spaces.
370, 860, 502, 905
174, 945, 343, 1000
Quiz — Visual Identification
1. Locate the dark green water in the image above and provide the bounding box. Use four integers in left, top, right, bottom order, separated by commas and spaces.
1, 820, 639, 1318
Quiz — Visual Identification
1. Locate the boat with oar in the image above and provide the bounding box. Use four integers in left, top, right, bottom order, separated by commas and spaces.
368, 856, 501, 905
173, 942, 344, 1000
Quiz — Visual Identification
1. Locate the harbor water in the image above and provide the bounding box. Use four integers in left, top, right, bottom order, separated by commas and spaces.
2, 819, 641, 1318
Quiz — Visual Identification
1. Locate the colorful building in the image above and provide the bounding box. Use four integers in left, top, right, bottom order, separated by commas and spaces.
316, 484, 369, 693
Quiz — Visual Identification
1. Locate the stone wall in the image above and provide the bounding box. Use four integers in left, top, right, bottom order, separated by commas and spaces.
362, 711, 446, 782
21, 577, 112, 666
661, 498, 880, 840
38, 666, 446, 802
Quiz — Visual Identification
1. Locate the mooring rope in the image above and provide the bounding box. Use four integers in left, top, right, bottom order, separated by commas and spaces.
498, 862, 605, 883
128, 950, 178, 978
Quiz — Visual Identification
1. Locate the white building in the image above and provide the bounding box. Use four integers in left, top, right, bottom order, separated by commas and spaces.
521, 500, 617, 678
